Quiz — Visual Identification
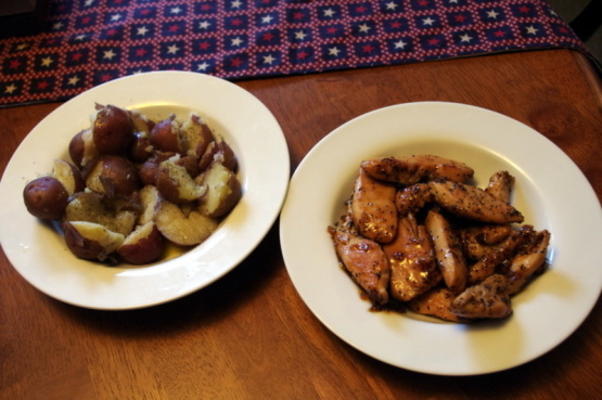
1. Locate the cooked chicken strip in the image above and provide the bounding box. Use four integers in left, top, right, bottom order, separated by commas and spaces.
461, 225, 513, 260
507, 230, 551, 295
384, 214, 441, 302
485, 170, 515, 203
425, 210, 467, 293
409, 287, 464, 322
361, 154, 474, 185
395, 183, 434, 216
451, 274, 512, 319
351, 168, 397, 244
330, 226, 390, 305
467, 227, 531, 284
429, 180, 524, 224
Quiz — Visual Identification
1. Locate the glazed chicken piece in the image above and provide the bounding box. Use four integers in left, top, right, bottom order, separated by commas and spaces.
383, 213, 441, 302
361, 154, 474, 185
428, 180, 524, 224
467, 226, 532, 284
330, 222, 390, 305
451, 274, 512, 319
425, 209, 467, 293
351, 168, 397, 244
485, 170, 515, 203
507, 230, 551, 295
395, 183, 434, 216
461, 225, 514, 260
409, 287, 464, 322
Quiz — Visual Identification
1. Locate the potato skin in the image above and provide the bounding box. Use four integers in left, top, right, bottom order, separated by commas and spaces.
137, 152, 175, 186
129, 131, 154, 162
23, 176, 69, 220
62, 221, 106, 261
93, 105, 134, 154
86, 155, 141, 197
149, 117, 181, 153
69, 130, 85, 166
117, 223, 164, 264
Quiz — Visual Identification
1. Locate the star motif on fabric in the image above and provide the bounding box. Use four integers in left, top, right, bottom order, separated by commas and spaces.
525, 25, 538, 35
198, 21, 211, 29
394, 39, 406, 49
328, 47, 340, 56
167, 44, 180, 54
386, 2, 398, 10
4, 84, 17, 94
75, 34, 87, 41
110, 14, 122, 22
103, 49, 116, 60
261, 15, 273, 24
358, 23, 371, 33
231, 37, 243, 46
170, 7, 182, 14
323, 8, 335, 17
449, 0, 459, 3
263, 55, 275, 64
40, 57, 54, 67
67, 76, 80, 85
294, 31, 307, 40
16, 43, 29, 50
486, 10, 499, 19
231, 0, 242, 8
84, 0, 94, 6
137, 26, 149, 36
422, 17, 435, 26
197, 62, 210, 71
52, 22, 63, 30
460, 33, 472, 42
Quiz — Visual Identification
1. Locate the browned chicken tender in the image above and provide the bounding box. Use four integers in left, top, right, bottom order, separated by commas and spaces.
409, 287, 464, 322
351, 168, 397, 244
384, 214, 441, 302
361, 154, 473, 184
330, 225, 390, 305
485, 170, 515, 203
429, 180, 524, 224
507, 230, 551, 295
395, 183, 434, 216
425, 209, 467, 293
451, 274, 512, 319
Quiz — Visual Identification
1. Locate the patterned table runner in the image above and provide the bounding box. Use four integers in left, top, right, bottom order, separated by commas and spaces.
0, 0, 587, 107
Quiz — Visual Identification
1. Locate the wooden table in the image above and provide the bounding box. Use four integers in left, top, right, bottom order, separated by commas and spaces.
1, 49, 601, 399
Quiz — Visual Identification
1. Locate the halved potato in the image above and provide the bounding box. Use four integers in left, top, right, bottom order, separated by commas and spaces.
64, 192, 137, 236
197, 162, 241, 218
117, 221, 164, 264
149, 115, 183, 153
52, 159, 84, 195
63, 221, 125, 262
138, 185, 162, 225
155, 156, 206, 204
93, 104, 134, 154
180, 113, 214, 157
69, 128, 97, 168
155, 200, 218, 246
85, 155, 141, 197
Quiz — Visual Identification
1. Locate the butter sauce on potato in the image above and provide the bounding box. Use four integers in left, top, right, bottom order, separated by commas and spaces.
23, 105, 242, 265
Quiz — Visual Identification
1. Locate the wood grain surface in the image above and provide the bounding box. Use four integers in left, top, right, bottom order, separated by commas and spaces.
1, 49, 601, 400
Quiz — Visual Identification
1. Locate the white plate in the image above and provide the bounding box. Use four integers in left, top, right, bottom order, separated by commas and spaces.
279, 101, 602, 375
0, 71, 289, 310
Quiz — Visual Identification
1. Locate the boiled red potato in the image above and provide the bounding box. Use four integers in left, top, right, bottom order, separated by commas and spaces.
149, 115, 183, 153
155, 156, 206, 204
180, 113, 214, 157
52, 159, 84, 195
62, 221, 124, 262
64, 192, 137, 236
129, 131, 154, 162
85, 155, 141, 197
214, 140, 238, 172
69, 128, 97, 169
117, 221, 164, 264
137, 151, 176, 186
155, 200, 218, 246
138, 185, 161, 225
197, 141, 218, 172
92, 104, 134, 154
23, 176, 69, 220
129, 110, 155, 135
196, 162, 241, 218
